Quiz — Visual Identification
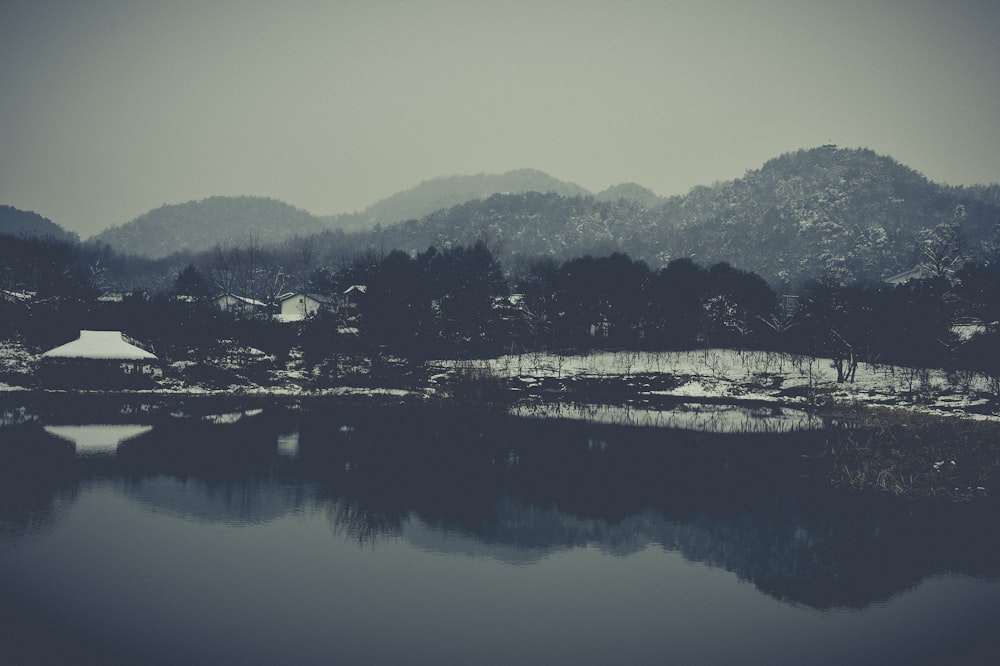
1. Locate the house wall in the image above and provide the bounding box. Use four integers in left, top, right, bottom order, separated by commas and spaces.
280, 294, 323, 318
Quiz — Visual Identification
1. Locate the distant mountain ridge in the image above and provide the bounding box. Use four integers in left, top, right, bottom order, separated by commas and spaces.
20, 146, 1000, 289
361, 147, 1000, 288
0, 205, 77, 243
329, 168, 592, 231
91, 196, 329, 258
88, 169, 602, 258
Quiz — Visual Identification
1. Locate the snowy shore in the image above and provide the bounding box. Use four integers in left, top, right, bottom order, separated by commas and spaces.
433, 349, 1000, 423
4, 341, 999, 424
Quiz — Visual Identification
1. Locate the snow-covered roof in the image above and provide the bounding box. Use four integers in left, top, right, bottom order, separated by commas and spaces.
41, 330, 157, 361
215, 293, 266, 307
1, 289, 34, 302
279, 292, 335, 304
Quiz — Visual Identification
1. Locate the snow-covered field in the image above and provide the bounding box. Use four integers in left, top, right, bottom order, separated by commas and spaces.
435, 349, 1000, 422
4, 337, 998, 423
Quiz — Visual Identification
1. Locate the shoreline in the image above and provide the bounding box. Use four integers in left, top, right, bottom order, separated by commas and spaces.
5, 348, 999, 506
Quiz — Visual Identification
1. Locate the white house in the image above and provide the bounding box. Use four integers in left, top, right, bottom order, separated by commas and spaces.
41, 330, 157, 362
214, 293, 267, 315
884, 265, 932, 286
277, 292, 336, 321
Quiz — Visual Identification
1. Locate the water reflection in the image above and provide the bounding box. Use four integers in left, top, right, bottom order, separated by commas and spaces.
3, 396, 1000, 664
42, 424, 153, 456
1, 397, 999, 615
277, 431, 299, 458
513, 400, 822, 432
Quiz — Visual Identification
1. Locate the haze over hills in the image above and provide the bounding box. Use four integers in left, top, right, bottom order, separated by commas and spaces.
327, 168, 592, 231
361, 147, 1000, 288
88, 169, 596, 258
90, 196, 330, 259
7, 147, 1000, 289
0, 205, 78, 243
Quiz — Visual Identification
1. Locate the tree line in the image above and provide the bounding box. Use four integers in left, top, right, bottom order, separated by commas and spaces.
4, 232, 999, 385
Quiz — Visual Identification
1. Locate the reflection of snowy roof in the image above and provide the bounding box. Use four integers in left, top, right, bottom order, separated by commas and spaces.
41, 330, 157, 361
44, 424, 153, 455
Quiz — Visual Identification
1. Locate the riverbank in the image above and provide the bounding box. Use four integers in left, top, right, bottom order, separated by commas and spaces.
432, 348, 1000, 421
5, 345, 1000, 504
430, 350, 1000, 504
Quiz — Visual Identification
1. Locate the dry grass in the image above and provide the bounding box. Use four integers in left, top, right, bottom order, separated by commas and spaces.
818, 405, 1000, 502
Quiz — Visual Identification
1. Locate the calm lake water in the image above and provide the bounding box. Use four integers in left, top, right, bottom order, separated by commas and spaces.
2, 395, 999, 665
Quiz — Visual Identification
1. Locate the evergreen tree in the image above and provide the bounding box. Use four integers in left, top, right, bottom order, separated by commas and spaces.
173, 263, 212, 302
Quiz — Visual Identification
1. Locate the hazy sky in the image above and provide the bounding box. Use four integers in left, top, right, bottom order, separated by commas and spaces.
2, 0, 999, 237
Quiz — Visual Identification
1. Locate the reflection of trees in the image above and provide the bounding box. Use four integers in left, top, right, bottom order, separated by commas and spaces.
0, 425, 78, 537
327, 499, 402, 545
3, 398, 999, 611
292, 409, 1000, 610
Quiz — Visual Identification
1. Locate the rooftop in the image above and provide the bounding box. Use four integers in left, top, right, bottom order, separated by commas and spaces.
41, 330, 157, 361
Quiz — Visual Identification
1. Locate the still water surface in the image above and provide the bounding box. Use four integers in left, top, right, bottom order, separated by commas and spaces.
2, 396, 999, 665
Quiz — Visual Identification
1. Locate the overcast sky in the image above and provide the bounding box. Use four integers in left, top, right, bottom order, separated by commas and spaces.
2, 0, 998, 237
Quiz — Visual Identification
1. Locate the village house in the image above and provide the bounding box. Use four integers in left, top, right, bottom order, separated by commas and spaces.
277, 292, 337, 321
39, 330, 158, 388
884, 265, 932, 286
342, 284, 367, 307
214, 293, 268, 316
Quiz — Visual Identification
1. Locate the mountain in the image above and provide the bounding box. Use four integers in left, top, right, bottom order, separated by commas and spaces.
595, 182, 664, 208
327, 168, 591, 230
82, 148, 1000, 288
666, 147, 1000, 287
362, 147, 1000, 289
90, 196, 329, 258
0, 205, 78, 243
91, 170, 593, 258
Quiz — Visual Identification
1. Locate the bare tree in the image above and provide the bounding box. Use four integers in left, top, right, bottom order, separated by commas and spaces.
210, 243, 243, 296
918, 207, 966, 280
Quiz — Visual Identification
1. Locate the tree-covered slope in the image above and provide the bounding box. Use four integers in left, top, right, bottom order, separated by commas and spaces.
81, 147, 1000, 288
367, 147, 1000, 289
327, 168, 591, 230
663, 146, 992, 287
90, 196, 329, 258
0, 205, 77, 243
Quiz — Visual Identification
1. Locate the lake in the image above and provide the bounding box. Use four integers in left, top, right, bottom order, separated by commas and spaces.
2, 395, 999, 665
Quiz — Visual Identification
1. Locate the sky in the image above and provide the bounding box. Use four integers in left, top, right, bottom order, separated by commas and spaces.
2, 0, 999, 238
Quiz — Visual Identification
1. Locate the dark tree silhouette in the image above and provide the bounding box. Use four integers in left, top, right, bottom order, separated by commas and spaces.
173, 263, 212, 302
646, 258, 710, 349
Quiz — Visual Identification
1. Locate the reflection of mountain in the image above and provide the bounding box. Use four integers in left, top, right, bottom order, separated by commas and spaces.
118, 476, 311, 525
1, 398, 998, 611
400, 492, 1000, 610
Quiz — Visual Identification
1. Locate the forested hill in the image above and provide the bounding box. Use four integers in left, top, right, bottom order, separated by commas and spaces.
88, 170, 597, 258
670, 147, 1000, 288
327, 168, 591, 231
90, 196, 329, 258
0, 205, 77, 243
77, 147, 1000, 288
365, 147, 1000, 289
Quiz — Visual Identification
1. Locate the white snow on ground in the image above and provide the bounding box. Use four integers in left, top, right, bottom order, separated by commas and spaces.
437, 349, 1000, 420
2, 333, 998, 421
0, 340, 36, 391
